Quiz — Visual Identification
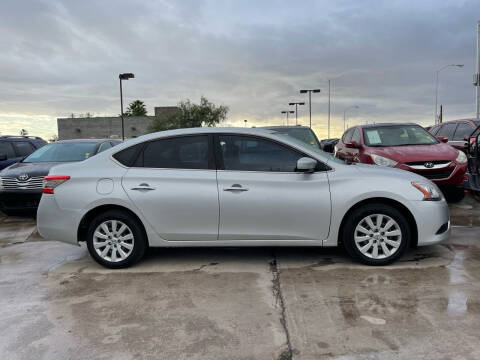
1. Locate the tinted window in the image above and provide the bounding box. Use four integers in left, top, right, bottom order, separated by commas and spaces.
142, 136, 209, 169
430, 126, 440, 135
13, 141, 35, 157
219, 135, 303, 172
351, 128, 361, 143
270, 128, 320, 148
452, 123, 474, 141
23, 142, 98, 162
0, 142, 16, 158
113, 143, 143, 167
363, 125, 438, 146
342, 129, 354, 143
98, 142, 112, 153
436, 123, 457, 140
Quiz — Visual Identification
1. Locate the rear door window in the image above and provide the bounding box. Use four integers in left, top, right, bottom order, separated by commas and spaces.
0, 142, 16, 159
13, 141, 36, 157
452, 123, 474, 141
141, 135, 210, 169
437, 123, 457, 140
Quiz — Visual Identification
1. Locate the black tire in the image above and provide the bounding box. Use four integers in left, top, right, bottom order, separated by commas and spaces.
86, 210, 147, 269
441, 186, 465, 203
342, 203, 410, 266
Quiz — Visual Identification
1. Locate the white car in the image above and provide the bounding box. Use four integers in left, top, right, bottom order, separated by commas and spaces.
37, 128, 450, 268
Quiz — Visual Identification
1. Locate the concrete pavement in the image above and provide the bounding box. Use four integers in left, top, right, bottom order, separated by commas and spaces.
0, 204, 479, 359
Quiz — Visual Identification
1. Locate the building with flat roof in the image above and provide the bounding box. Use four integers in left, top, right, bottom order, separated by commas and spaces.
57, 106, 180, 140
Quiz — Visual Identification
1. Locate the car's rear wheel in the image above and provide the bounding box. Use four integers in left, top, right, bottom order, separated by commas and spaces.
342, 204, 410, 265
86, 210, 146, 268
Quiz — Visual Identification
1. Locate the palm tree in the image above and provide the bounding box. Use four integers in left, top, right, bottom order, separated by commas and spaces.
125, 100, 147, 116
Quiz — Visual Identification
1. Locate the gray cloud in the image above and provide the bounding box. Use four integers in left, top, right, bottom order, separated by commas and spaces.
0, 0, 479, 138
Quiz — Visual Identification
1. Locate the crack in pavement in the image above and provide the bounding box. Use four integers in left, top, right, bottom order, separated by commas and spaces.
270, 252, 294, 360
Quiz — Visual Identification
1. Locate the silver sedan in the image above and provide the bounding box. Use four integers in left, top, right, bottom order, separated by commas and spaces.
37, 127, 450, 268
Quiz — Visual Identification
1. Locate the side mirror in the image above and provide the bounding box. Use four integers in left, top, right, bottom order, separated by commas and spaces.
345, 141, 360, 149
437, 136, 448, 143
0, 153, 7, 161
297, 157, 317, 173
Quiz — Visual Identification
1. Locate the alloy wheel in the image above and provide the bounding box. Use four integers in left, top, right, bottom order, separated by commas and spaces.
354, 214, 402, 259
93, 220, 135, 262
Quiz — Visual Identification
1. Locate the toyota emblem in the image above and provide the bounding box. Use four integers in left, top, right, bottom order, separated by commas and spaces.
18, 174, 29, 181
424, 162, 434, 169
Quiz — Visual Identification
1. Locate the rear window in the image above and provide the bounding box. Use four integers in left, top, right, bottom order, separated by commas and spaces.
112, 143, 144, 167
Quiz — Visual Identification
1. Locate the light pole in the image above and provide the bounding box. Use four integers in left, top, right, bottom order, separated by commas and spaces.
299, 89, 321, 128
244, 119, 248, 127
119, 73, 134, 140
327, 80, 331, 138
281, 110, 294, 126
343, 105, 359, 133
288, 102, 305, 125
434, 64, 463, 124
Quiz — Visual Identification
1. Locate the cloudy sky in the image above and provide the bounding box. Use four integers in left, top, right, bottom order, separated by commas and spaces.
1, 0, 479, 140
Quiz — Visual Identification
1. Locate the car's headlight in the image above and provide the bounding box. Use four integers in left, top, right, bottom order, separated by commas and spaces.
455, 150, 467, 164
370, 154, 398, 167
412, 182, 442, 201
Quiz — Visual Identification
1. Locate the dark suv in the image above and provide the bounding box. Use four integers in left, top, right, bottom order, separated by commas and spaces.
0, 136, 47, 170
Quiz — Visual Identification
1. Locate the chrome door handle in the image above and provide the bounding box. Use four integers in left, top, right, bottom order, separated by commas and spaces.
131, 183, 155, 191
223, 184, 249, 192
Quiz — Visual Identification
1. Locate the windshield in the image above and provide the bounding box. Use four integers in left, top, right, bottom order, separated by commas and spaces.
363, 125, 439, 147
23, 142, 98, 163
270, 128, 320, 148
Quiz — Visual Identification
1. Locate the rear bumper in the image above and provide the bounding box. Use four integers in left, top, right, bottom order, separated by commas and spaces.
0, 190, 42, 211
409, 199, 450, 246
37, 195, 83, 245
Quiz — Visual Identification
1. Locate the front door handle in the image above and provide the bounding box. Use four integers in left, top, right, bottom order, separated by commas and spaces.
131, 183, 156, 191
223, 184, 249, 192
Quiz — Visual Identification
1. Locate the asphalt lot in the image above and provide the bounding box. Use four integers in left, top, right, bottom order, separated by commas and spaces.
0, 197, 479, 360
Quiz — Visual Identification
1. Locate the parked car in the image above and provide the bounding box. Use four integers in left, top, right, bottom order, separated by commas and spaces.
334, 123, 468, 201
0, 135, 47, 170
320, 138, 340, 153
37, 127, 450, 268
263, 126, 321, 149
429, 119, 480, 153
0, 139, 121, 215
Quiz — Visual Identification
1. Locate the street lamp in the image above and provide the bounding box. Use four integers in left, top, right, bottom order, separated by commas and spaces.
300, 89, 321, 128
281, 110, 295, 126
343, 105, 359, 132
119, 73, 134, 140
288, 102, 305, 126
434, 64, 463, 124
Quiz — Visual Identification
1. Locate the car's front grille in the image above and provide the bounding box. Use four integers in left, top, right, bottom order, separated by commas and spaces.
405, 160, 450, 166
419, 169, 454, 180
0, 176, 44, 190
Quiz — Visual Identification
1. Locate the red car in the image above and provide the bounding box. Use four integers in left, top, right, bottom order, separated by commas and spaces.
335, 123, 468, 195
429, 118, 480, 153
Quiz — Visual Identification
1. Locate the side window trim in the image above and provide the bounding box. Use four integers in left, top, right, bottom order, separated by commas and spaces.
213, 133, 331, 173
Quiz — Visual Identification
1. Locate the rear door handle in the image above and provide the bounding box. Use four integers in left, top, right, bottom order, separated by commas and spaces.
223, 184, 249, 192
131, 183, 156, 191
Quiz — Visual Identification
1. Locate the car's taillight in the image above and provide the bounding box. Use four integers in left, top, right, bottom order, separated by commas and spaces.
42, 176, 70, 194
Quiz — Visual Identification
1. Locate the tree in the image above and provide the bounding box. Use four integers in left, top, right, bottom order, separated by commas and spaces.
148, 96, 228, 132
125, 100, 147, 117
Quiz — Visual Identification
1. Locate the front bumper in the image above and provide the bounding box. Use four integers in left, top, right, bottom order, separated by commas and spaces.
397, 162, 467, 186
409, 199, 450, 246
0, 190, 42, 211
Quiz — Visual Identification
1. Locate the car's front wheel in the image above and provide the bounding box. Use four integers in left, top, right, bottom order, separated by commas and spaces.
342, 203, 410, 265
86, 210, 147, 268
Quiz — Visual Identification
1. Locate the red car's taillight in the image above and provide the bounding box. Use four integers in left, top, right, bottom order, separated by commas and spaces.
42, 176, 70, 194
